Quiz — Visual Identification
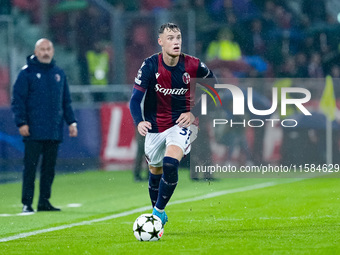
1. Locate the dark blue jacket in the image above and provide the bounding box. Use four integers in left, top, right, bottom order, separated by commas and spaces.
11, 55, 76, 141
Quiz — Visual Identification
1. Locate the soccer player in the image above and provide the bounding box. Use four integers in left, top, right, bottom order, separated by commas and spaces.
129, 23, 215, 225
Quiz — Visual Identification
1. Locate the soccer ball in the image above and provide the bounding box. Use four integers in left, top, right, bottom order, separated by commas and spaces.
133, 213, 164, 241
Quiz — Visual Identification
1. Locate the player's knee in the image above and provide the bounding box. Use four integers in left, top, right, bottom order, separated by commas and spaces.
149, 166, 162, 175
162, 156, 179, 184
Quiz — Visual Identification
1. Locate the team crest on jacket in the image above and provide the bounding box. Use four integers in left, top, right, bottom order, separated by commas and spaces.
182, 72, 190, 84
55, 74, 61, 82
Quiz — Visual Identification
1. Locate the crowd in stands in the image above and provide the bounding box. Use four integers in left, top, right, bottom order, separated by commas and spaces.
106, 0, 340, 81
4, 0, 340, 87
59, 0, 340, 83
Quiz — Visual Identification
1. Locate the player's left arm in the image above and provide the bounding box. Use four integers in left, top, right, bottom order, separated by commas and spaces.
62, 72, 77, 125
197, 60, 216, 80
61, 72, 78, 137
176, 112, 195, 128
189, 60, 218, 119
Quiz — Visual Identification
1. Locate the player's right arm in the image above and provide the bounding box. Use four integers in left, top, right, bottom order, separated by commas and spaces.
129, 58, 154, 136
11, 69, 30, 131
137, 121, 152, 136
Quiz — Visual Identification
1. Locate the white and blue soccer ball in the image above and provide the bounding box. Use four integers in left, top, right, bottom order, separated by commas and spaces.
133, 213, 164, 241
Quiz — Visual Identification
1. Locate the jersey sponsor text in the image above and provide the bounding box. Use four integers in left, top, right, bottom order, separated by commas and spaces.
155, 84, 189, 96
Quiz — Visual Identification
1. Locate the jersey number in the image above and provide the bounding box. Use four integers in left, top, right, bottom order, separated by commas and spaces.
180, 127, 193, 145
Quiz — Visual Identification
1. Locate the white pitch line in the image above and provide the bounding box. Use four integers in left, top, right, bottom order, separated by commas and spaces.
0, 181, 279, 243
67, 203, 82, 208
0, 204, 83, 217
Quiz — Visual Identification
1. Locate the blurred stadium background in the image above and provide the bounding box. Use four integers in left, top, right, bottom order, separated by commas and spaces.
1, 0, 340, 181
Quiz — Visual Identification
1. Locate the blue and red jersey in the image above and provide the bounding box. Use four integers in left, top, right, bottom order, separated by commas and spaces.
130, 53, 213, 133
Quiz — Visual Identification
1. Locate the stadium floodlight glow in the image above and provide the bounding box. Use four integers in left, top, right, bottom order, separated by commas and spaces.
201, 84, 312, 116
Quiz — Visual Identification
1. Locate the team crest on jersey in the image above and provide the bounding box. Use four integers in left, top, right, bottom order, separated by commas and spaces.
55, 74, 61, 82
182, 72, 190, 84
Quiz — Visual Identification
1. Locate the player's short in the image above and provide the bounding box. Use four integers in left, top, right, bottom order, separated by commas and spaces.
145, 124, 198, 167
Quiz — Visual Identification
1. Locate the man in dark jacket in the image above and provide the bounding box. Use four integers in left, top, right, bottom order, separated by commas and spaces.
11, 38, 78, 213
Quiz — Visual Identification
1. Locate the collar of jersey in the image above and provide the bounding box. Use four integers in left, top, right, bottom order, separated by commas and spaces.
160, 53, 183, 71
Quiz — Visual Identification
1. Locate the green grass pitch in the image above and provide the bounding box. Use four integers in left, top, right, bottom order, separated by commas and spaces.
0, 170, 339, 254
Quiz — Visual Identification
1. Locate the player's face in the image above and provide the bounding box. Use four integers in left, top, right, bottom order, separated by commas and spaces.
34, 39, 54, 64
158, 28, 182, 58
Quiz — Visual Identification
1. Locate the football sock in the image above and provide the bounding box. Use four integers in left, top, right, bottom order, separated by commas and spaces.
155, 156, 179, 210
154, 207, 164, 213
148, 172, 162, 207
